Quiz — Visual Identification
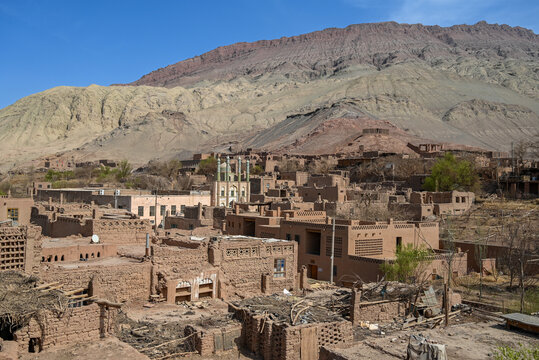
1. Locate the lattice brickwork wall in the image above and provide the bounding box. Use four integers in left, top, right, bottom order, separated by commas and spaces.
325, 236, 342, 258
354, 238, 383, 256
0, 227, 26, 271
317, 321, 353, 349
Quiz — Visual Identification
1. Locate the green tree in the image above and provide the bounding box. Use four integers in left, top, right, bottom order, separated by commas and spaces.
116, 160, 132, 182
423, 153, 478, 192
197, 157, 218, 176
380, 244, 432, 283
250, 164, 264, 175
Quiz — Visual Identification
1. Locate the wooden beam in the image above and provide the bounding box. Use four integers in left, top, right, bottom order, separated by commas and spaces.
63, 288, 86, 296
35, 282, 60, 290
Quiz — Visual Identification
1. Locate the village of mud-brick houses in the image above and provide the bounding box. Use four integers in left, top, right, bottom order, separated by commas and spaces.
1, 140, 538, 360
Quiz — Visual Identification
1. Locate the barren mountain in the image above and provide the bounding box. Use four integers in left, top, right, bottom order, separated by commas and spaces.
0, 21, 538, 170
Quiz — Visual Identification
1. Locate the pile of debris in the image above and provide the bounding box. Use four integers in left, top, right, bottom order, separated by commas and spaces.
0, 271, 70, 334
235, 293, 344, 325
117, 313, 195, 359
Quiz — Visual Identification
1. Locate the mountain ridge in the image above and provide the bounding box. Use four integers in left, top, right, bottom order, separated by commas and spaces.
0, 21, 538, 170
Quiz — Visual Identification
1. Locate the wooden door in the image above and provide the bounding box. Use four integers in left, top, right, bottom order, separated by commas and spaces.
300, 327, 317, 360
309, 264, 318, 280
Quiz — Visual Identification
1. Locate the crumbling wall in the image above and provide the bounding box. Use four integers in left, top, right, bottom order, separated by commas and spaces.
234, 308, 351, 360
13, 303, 117, 353
353, 300, 405, 323
184, 323, 241, 356
40, 262, 151, 303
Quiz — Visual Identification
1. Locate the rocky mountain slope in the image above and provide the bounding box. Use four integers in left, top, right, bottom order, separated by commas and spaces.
0, 21, 538, 170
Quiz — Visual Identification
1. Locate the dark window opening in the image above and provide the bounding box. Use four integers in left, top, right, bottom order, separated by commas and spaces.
28, 338, 41, 353
97, 252, 100, 258
294, 235, 300, 243
306, 231, 321, 255
286, 233, 291, 241
61, 255, 64, 261
244, 219, 255, 236
396, 237, 402, 251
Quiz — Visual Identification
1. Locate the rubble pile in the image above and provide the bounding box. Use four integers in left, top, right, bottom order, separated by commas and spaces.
117, 313, 194, 359
235, 293, 344, 325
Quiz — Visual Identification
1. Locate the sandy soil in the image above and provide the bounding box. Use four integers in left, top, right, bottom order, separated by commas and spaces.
335, 319, 539, 359
19, 337, 150, 360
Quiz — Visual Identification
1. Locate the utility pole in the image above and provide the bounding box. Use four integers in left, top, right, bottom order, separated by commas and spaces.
154, 189, 158, 234
330, 217, 336, 284
444, 282, 449, 327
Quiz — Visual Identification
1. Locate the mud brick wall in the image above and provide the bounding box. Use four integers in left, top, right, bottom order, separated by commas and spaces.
354, 300, 404, 323
14, 303, 116, 353
152, 243, 211, 281
50, 216, 87, 238
235, 306, 351, 360
31, 214, 51, 235
219, 242, 297, 297
89, 219, 151, 245
40, 262, 152, 303
185, 323, 241, 356
279, 321, 352, 360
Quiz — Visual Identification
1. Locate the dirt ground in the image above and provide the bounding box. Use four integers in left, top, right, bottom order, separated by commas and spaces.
19, 337, 150, 360
334, 318, 539, 359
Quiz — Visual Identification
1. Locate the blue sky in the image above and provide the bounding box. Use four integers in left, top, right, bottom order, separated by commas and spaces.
0, 0, 537, 109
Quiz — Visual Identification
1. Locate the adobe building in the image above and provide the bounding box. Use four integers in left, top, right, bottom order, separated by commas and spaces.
0, 194, 34, 226
165, 202, 213, 230
225, 207, 327, 238
151, 234, 297, 303
34, 188, 210, 227
277, 217, 466, 284
212, 156, 251, 207
296, 174, 349, 203
408, 191, 475, 216
31, 204, 152, 245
